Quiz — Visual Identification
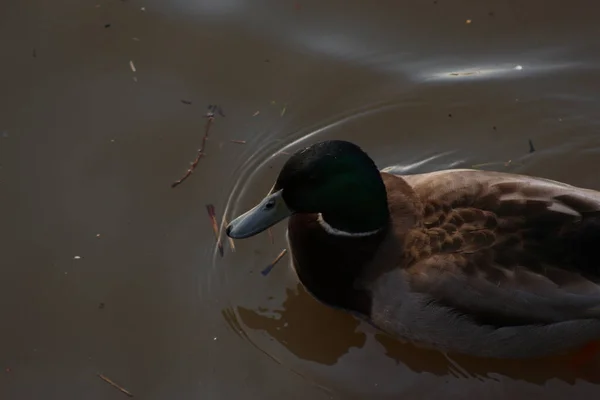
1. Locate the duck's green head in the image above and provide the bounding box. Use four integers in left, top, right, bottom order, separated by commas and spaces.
225, 140, 389, 239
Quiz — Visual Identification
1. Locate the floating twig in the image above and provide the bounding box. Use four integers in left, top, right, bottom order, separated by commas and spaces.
181, 100, 192, 105
252, 111, 260, 117
229, 139, 246, 145
471, 161, 502, 169
528, 139, 535, 153
171, 107, 222, 188
222, 218, 236, 252
129, 60, 136, 72
97, 374, 133, 397
261, 249, 288, 276
267, 228, 274, 244
472, 159, 522, 169
206, 204, 224, 257
280, 105, 287, 117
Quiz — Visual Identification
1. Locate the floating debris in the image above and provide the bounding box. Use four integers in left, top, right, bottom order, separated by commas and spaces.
206, 204, 224, 257
104, 24, 111, 28
261, 249, 288, 276
74, 256, 81, 260
222, 218, 236, 252
528, 139, 535, 153
252, 111, 260, 117
97, 374, 133, 397
229, 139, 246, 144
181, 100, 192, 105
132, 37, 140, 41
129, 60, 136, 72
132, 76, 138, 83
171, 106, 222, 188
466, 19, 472, 24
140, 7, 146, 11
96, 233, 101, 238
267, 228, 274, 244
515, 65, 523, 70
472, 159, 521, 169
280, 105, 287, 117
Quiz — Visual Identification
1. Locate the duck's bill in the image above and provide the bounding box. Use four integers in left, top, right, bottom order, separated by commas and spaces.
226, 190, 291, 239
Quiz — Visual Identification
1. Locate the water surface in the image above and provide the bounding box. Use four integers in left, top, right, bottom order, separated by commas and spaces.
2, 0, 600, 398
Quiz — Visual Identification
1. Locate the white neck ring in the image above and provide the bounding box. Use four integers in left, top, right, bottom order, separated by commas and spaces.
316, 213, 381, 238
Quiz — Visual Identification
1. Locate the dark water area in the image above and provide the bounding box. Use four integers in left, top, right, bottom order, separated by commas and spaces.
2, 0, 600, 398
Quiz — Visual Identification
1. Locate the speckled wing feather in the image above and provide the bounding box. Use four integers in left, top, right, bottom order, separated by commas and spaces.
397, 169, 600, 327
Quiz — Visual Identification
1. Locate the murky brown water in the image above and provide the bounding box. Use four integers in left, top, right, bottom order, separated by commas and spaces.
2, 0, 600, 398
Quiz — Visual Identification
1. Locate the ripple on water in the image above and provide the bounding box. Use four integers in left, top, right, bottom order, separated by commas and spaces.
207, 93, 600, 397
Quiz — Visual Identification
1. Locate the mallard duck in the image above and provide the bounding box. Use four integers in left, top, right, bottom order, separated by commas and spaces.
226, 140, 600, 359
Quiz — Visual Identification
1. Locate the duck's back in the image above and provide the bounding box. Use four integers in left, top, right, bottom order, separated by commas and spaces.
399, 169, 600, 280
366, 169, 600, 358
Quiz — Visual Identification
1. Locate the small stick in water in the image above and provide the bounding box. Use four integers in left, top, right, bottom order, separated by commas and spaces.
171, 107, 220, 188
97, 374, 133, 397
472, 160, 522, 169
229, 139, 246, 144
261, 249, 288, 276
206, 204, 224, 257
222, 217, 236, 252
267, 228, 274, 244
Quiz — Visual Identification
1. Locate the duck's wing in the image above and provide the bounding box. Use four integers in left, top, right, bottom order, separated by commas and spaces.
399, 169, 600, 327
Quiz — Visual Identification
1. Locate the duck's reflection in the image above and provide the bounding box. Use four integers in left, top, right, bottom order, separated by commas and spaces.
374, 333, 600, 385
236, 283, 600, 384
237, 284, 366, 366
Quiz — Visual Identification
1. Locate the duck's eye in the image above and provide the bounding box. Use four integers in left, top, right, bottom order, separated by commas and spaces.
264, 199, 276, 210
